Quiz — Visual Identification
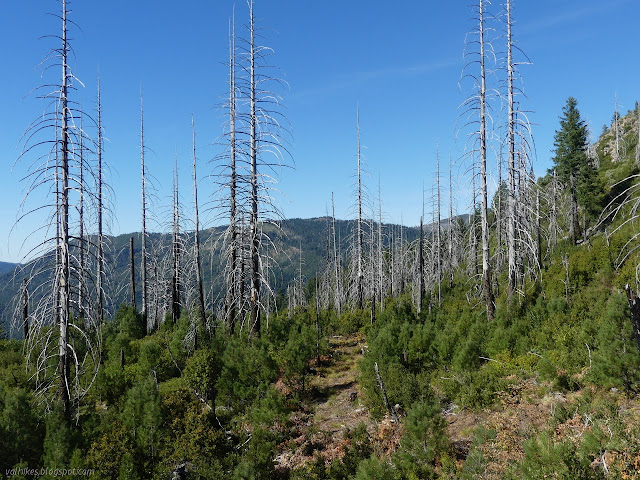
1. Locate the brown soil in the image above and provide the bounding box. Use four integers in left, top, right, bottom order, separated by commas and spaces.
274, 335, 376, 471
275, 337, 640, 478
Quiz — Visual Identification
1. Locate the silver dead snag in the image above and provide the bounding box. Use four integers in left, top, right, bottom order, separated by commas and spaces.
374, 362, 399, 423
16, 0, 101, 416
140, 89, 149, 327
332, 192, 342, 316
506, 0, 517, 298
377, 179, 385, 311
96, 75, 105, 323
130, 236, 136, 309
171, 158, 182, 323
460, 0, 495, 320
22, 279, 29, 340
192, 117, 206, 330
478, 0, 494, 320
58, 0, 72, 415
235, 0, 291, 336
504, 0, 534, 297
224, 12, 239, 334
248, 0, 261, 336
356, 106, 365, 311
436, 149, 442, 306
448, 154, 455, 288
636, 101, 640, 167
624, 284, 640, 362
418, 216, 425, 314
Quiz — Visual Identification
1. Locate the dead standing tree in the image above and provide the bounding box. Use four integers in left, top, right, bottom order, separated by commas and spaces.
215, 11, 243, 334
501, 0, 535, 297
237, 0, 292, 336
171, 158, 183, 323
459, 0, 496, 320
191, 117, 206, 329
15, 0, 101, 417
139, 89, 148, 325
95, 75, 107, 323
354, 106, 366, 311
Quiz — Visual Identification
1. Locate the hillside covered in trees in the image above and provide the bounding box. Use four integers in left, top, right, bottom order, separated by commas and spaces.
0, 218, 425, 335
3, 0, 640, 479
3, 103, 640, 478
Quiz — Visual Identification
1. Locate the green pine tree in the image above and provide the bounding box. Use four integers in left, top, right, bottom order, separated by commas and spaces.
551, 97, 601, 245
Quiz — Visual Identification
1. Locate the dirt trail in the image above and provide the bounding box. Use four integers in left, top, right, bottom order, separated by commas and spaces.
275, 335, 375, 471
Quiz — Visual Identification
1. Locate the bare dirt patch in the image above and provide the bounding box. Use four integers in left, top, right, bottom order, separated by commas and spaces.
275, 335, 375, 471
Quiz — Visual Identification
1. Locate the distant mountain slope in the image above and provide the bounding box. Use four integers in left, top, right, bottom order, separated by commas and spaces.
0, 262, 17, 276
0, 216, 470, 336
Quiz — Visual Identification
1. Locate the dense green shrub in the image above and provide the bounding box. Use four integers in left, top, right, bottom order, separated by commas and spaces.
392, 398, 449, 479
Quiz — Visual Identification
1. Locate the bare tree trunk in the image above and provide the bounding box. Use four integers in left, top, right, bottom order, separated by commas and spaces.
58, 0, 71, 416
239, 213, 246, 326
356, 106, 364, 310
17, 0, 102, 418
315, 278, 320, 365
96, 75, 104, 323
248, 0, 261, 337
624, 284, 640, 362
78, 119, 86, 320
470, 164, 479, 277
550, 168, 558, 249
636, 101, 640, 167
399, 222, 405, 295
377, 178, 384, 310
478, 0, 495, 320
614, 93, 620, 162
496, 144, 503, 281
436, 150, 442, 306
448, 155, 455, 288
389, 227, 394, 297
140, 89, 149, 327
130, 237, 136, 309
506, 0, 517, 298
369, 216, 376, 324
226, 14, 238, 334
22, 279, 29, 340
332, 193, 341, 316
192, 117, 206, 329
374, 362, 399, 423
536, 188, 542, 270
171, 160, 181, 323
418, 216, 425, 314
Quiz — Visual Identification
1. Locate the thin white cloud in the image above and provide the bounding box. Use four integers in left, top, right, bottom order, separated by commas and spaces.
289, 58, 459, 101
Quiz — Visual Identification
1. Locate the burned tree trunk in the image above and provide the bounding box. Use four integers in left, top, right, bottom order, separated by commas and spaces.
356, 107, 365, 311
22, 279, 29, 340
171, 162, 182, 323
96, 75, 105, 324
192, 117, 206, 329
140, 90, 149, 327
130, 236, 136, 310
58, 0, 71, 416
374, 362, 399, 423
248, 0, 261, 337
624, 284, 640, 362
418, 216, 425, 314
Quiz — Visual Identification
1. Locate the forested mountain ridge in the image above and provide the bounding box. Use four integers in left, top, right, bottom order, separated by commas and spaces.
0, 217, 436, 336
0, 262, 18, 276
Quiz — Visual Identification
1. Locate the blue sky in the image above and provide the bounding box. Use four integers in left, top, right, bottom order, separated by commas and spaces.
0, 0, 638, 262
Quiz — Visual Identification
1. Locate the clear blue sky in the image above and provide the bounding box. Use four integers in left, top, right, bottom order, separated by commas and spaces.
1, 0, 638, 262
